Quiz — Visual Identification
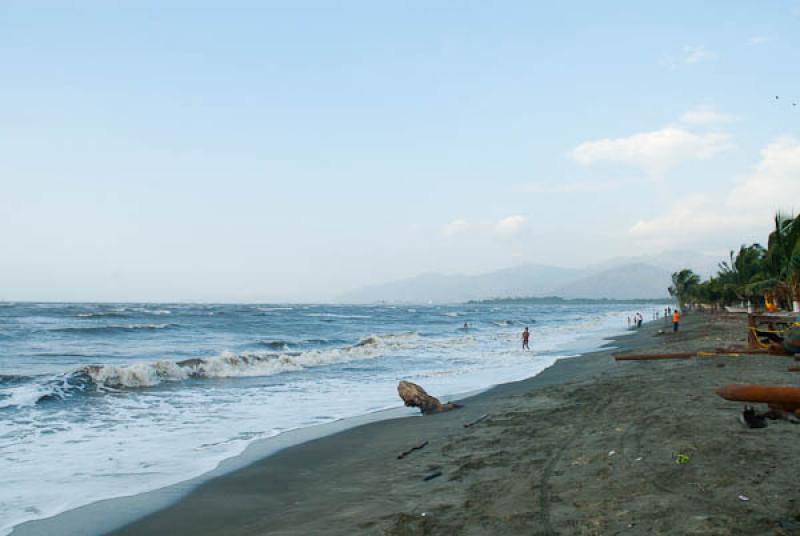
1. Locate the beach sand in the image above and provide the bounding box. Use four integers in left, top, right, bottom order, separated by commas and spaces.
110, 313, 800, 535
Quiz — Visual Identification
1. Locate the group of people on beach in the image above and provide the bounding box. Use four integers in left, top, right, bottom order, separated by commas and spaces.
627, 308, 682, 333
512, 309, 682, 353
628, 312, 644, 329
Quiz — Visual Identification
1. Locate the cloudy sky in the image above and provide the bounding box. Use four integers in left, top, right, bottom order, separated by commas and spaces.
1, 1, 799, 302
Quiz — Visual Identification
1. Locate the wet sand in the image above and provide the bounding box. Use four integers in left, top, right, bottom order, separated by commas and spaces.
111, 313, 800, 535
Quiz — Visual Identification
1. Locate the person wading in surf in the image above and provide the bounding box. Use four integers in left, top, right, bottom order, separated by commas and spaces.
522, 327, 530, 350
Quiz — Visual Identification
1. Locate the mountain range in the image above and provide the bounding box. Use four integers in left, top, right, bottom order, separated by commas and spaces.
338, 251, 720, 304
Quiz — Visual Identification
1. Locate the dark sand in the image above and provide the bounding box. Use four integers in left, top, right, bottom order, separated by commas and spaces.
112, 314, 800, 535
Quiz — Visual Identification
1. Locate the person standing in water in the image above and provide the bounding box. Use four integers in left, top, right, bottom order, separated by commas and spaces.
522, 327, 530, 350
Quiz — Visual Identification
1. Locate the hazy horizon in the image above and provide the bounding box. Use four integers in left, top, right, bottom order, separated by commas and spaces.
2, 2, 798, 302
0, 249, 716, 303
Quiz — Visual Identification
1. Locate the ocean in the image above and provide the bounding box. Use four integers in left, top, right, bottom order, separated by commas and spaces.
0, 302, 660, 534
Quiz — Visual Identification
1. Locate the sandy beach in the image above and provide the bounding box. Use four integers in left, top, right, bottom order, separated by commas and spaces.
103, 313, 800, 535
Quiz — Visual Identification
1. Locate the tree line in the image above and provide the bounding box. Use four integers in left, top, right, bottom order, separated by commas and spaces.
669, 213, 800, 312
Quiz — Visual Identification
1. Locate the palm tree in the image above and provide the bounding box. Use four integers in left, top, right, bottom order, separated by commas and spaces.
762, 213, 800, 311
717, 244, 767, 308
669, 269, 701, 311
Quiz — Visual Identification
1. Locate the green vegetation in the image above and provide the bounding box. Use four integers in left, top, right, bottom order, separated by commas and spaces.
468, 296, 672, 305
671, 213, 800, 311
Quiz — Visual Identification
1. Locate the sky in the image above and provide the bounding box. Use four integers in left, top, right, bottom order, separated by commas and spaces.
1, 1, 799, 302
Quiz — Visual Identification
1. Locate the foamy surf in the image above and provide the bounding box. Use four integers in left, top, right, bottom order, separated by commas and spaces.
0, 332, 423, 406
0, 302, 659, 536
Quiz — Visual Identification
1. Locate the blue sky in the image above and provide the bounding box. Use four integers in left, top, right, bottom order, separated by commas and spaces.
1, 1, 799, 301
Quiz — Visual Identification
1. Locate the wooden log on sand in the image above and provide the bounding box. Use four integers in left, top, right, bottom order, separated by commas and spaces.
615, 347, 775, 361
714, 347, 770, 355
397, 440, 428, 460
614, 352, 695, 361
464, 414, 489, 428
716, 384, 800, 413
398, 380, 460, 415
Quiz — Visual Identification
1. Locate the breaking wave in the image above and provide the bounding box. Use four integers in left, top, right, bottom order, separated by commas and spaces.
304, 313, 372, 319
254, 340, 291, 350
76, 311, 129, 318
0, 332, 420, 408
49, 324, 177, 335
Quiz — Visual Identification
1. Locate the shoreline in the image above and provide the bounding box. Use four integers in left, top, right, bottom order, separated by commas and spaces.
105, 321, 650, 536
10, 317, 640, 536
104, 311, 800, 535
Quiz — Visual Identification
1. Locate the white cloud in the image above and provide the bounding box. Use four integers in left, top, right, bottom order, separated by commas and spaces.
441, 218, 469, 237
679, 106, 738, 126
728, 137, 800, 211
494, 215, 527, 236
629, 137, 800, 244
628, 195, 741, 239
661, 45, 717, 69
571, 127, 731, 175
748, 35, 768, 45
683, 45, 716, 64
441, 215, 528, 238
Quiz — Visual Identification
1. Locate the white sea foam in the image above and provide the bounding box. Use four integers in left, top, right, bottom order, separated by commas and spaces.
0, 333, 424, 403
52, 323, 175, 334
0, 304, 655, 536
304, 313, 372, 319
84, 332, 419, 388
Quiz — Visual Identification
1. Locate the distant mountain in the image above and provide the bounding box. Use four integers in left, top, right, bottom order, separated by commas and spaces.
586, 250, 721, 279
551, 263, 672, 300
339, 264, 581, 304
338, 251, 714, 303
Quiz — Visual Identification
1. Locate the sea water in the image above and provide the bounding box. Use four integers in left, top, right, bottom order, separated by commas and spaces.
0, 302, 658, 534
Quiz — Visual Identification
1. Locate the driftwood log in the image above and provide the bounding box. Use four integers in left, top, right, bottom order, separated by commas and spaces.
614, 352, 695, 361
464, 414, 489, 428
716, 384, 800, 415
397, 440, 428, 460
615, 347, 775, 361
398, 380, 460, 415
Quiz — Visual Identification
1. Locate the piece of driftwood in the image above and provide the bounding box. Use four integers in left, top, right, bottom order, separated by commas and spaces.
614, 352, 695, 361
423, 471, 442, 481
714, 347, 770, 354
398, 381, 461, 415
616, 347, 776, 361
716, 384, 800, 414
464, 414, 489, 428
397, 441, 429, 460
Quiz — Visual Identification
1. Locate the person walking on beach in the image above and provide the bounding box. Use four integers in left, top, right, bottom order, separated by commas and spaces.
672, 310, 680, 332
521, 327, 530, 350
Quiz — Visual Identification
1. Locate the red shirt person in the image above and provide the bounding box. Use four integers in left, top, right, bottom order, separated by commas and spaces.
522, 327, 530, 350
